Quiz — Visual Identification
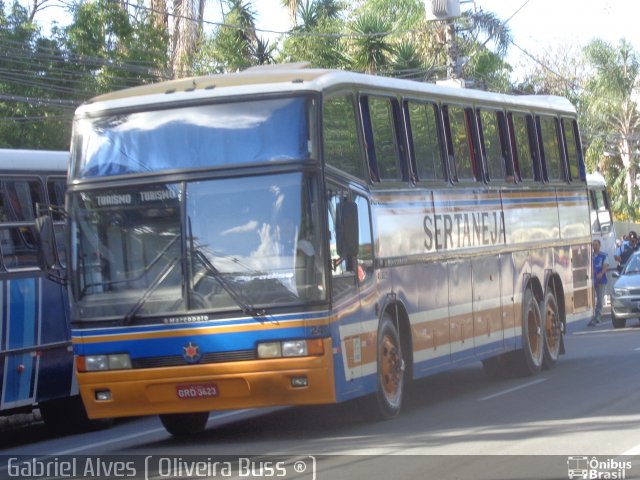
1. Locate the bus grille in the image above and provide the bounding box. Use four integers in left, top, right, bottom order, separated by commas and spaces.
131, 350, 257, 368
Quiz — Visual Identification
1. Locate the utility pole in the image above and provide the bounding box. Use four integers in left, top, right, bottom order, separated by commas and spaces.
445, 19, 459, 79
425, 0, 462, 82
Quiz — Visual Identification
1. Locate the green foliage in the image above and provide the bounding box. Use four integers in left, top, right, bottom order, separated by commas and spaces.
195, 0, 274, 73
64, 0, 168, 94
581, 39, 640, 221
279, 6, 348, 69
348, 12, 393, 74
0, 1, 73, 149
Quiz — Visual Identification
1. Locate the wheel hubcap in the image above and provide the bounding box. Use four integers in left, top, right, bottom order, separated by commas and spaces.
381, 334, 403, 402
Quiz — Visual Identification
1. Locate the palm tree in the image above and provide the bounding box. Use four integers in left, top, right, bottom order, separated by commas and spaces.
252, 37, 276, 65
172, 0, 200, 77
349, 12, 393, 74
293, 0, 342, 31
445, 9, 512, 81
282, 0, 299, 25
388, 40, 430, 80
583, 39, 640, 217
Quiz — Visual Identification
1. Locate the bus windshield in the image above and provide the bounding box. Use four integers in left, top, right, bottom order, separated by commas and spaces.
69, 172, 326, 323
72, 96, 313, 179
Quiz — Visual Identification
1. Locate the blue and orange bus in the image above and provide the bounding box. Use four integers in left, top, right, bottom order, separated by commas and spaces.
49, 64, 592, 436
0, 149, 95, 432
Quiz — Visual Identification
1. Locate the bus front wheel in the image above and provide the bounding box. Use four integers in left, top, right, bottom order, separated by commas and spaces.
361, 314, 405, 420
160, 411, 209, 437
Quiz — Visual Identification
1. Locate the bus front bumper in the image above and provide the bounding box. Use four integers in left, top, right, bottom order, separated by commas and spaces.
77, 339, 335, 419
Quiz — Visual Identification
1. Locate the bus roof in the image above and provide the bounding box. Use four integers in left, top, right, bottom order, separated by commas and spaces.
0, 149, 68, 173
78, 63, 577, 116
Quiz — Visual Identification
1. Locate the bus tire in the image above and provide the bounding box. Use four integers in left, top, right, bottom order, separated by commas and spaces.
361, 314, 405, 420
159, 411, 209, 437
511, 288, 544, 376
542, 290, 562, 369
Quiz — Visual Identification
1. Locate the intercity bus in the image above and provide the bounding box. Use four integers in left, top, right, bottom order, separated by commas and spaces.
586, 172, 616, 300
0, 149, 93, 432
48, 64, 593, 436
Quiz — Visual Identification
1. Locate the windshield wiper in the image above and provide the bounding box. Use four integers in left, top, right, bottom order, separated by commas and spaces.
187, 217, 267, 321
81, 234, 180, 295
123, 256, 180, 324
192, 248, 267, 320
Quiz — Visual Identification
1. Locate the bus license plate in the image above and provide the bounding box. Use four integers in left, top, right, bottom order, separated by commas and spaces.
176, 383, 218, 399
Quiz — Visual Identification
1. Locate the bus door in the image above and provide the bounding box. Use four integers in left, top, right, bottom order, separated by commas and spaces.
472, 256, 504, 356
2, 278, 39, 409
327, 184, 374, 396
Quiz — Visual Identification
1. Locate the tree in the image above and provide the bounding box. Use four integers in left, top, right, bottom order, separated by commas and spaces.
278, 0, 347, 69
192, 0, 275, 74
0, 0, 75, 149
514, 44, 584, 102
348, 12, 393, 74
64, 0, 168, 93
451, 9, 512, 91
582, 39, 640, 220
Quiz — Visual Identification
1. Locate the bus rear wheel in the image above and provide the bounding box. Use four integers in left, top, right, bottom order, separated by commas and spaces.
542, 290, 562, 369
512, 288, 544, 376
159, 411, 209, 437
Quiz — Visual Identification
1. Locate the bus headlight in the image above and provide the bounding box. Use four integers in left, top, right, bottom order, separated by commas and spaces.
77, 354, 132, 372
282, 340, 308, 357
257, 339, 324, 358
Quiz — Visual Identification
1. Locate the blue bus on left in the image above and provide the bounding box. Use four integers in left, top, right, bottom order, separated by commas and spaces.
0, 149, 96, 432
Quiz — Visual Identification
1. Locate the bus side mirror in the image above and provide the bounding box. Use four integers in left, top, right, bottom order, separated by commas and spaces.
35, 215, 57, 272
336, 200, 359, 258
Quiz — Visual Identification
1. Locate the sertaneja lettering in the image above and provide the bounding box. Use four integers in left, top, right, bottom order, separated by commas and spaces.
424, 211, 505, 251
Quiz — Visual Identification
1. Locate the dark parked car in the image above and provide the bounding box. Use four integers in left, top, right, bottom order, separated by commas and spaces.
611, 251, 640, 328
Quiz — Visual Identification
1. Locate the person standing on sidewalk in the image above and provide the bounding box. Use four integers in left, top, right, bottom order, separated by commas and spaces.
615, 231, 639, 272
590, 239, 609, 326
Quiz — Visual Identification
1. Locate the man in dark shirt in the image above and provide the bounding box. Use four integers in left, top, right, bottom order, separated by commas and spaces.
615, 230, 639, 272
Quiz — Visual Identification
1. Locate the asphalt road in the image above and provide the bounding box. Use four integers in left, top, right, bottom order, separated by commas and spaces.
3, 315, 640, 479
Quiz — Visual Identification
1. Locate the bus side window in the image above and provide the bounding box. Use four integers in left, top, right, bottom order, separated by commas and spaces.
477, 109, 513, 182
1, 179, 44, 270
591, 189, 612, 234
327, 184, 358, 300
327, 185, 350, 276
47, 177, 68, 266
562, 118, 583, 181
508, 112, 537, 182
405, 100, 446, 182
537, 115, 565, 182
323, 94, 366, 180
353, 193, 373, 283
443, 104, 478, 182
361, 96, 403, 182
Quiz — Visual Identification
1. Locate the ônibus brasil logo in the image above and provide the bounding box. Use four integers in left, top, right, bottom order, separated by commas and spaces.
567, 456, 633, 479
